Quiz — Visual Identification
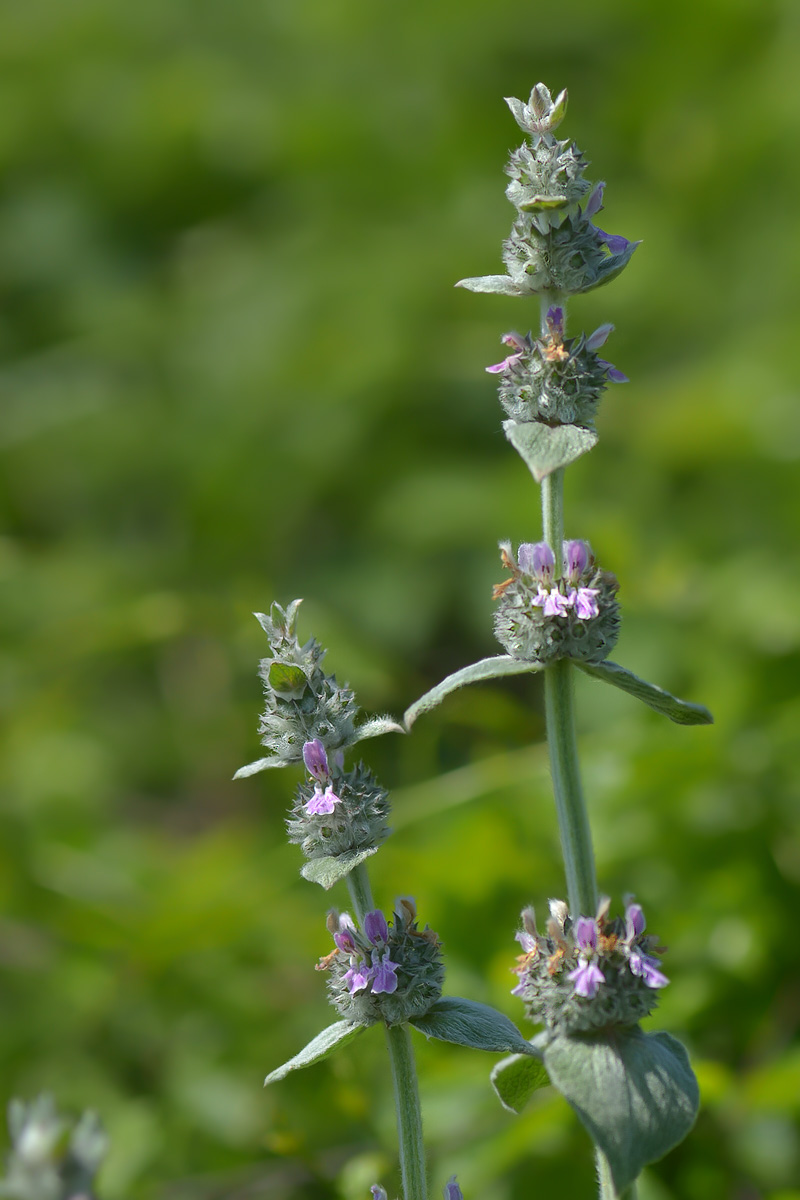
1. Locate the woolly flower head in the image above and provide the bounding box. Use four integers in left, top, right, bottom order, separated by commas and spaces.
493, 539, 620, 665
318, 899, 444, 1027
512, 896, 669, 1036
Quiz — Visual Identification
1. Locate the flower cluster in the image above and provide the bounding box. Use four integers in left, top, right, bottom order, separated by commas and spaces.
254, 600, 359, 766
286, 738, 391, 861
493, 539, 620, 664
487, 305, 627, 428
512, 897, 669, 1036
319, 899, 444, 1027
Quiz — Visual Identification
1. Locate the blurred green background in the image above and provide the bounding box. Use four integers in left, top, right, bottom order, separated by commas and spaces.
2, 0, 800, 1197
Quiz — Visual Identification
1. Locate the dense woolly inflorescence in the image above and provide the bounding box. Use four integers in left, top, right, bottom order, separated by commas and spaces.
319, 900, 445, 1027
255, 600, 358, 765
287, 755, 391, 860
488, 307, 627, 428
512, 897, 669, 1037
493, 539, 619, 665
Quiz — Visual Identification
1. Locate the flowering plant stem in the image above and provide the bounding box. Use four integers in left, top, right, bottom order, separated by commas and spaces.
346, 862, 429, 1200
541, 465, 598, 919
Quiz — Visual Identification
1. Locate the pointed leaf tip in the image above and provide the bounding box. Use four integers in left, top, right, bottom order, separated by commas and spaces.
404, 656, 543, 729
575, 660, 713, 725
264, 1020, 366, 1086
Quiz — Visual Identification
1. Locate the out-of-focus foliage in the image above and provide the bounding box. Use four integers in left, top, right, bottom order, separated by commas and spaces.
1, 1, 799, 1197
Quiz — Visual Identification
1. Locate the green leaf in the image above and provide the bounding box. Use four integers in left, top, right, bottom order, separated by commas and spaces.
491, 1052, 550, 1114
503, 419, 598, 482
454, 274, 524, 296
264, 1020, 367, 1085
409, 997, 538, 1056
352, 715, 406, 743
404, 656, 542, 729
575, 660, 713, 725
233, 755, 295, 780
267, 661, 308, 698
543, 1028, 700, 1194
300, 846, 379, 889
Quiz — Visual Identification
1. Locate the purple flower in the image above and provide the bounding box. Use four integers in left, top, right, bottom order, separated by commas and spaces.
543, 589, 572, 618
370, 949, 400, 994
598, 358, 629, 383
332, 912, 357, 953
585, 323, 614, 352
629, 948, 669, 989
364, 910, 390, 945
625, 902, 646, 942
519, 541, 555, 582
568, 959, 605, 998
515, 929, 537, 954
572, 588, 600, 620
370, 1188, 388, 1200
305, 785, 342, 816
595, 227, 636, 256
584, 181, 605, 219
574, 916, 599, 952
443, 1177, 464, 1200
546, 306, 565, 340
486, 332, 528, 374
344, 963, 372, 993
563, 539, 591, 581
302, 738, 330, 783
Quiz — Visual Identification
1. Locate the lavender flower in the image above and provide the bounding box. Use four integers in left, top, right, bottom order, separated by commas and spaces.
304, 784, 342, 816
571, 588, 600, 620
563, 539, 591, 581
302, 738, 330, 783
370, 948, 400, 994
629, 948, 670, 989
486, 331, 529, 374
518, 540, 556, 582
443, 1177, 464, 1200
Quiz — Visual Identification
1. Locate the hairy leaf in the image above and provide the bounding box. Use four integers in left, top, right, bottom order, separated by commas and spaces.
576, 660, 713, 725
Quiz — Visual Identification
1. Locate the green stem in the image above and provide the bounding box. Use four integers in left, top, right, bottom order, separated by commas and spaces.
346, 864, 428, 1200
346, 861, 375, 923
596, 1148, 637, 1199
541, 471, 598, 917
385, 1023, 428, 1200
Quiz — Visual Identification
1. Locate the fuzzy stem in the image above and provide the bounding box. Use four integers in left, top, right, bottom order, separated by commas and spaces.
541, 470, 598, 918
346, 864, 428, 1200
385, 1023, 429, 1200
539, 293, 597, 917
346, 861, 375, 923
596, 1148, 637, 1199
